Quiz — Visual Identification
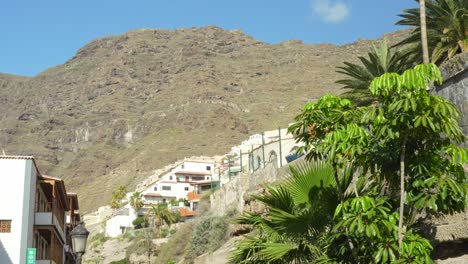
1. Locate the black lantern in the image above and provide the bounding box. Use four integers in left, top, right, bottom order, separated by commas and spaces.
70, 222, 89, 264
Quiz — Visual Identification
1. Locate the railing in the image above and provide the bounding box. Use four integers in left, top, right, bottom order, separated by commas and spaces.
35, 230, 63, 264
35, 201, 65, 234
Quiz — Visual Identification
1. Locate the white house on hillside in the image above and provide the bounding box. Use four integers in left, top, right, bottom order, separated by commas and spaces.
141, 160, 218, 205
104, 160, 219, 238
105, 204, 137, 238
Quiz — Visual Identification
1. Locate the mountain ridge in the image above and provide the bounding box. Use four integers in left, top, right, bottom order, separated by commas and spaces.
0, 26, 409, 212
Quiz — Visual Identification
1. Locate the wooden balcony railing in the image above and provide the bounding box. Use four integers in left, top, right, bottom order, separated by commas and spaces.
36, 201, 65, 233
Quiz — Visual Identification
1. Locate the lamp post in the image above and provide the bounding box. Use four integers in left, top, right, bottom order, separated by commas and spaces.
70, 222, 89, 264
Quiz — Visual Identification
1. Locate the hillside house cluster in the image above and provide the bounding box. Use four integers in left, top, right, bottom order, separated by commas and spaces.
227, 128, 304, 174
0, 156, 81, 264
105, 160, 219, 237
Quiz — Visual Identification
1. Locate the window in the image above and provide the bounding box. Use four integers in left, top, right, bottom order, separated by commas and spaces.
154, 186, 158, 191
181, 165, 185, 169
206, 176, 210, 180
34, 232, 49, 259
169, 176, 173, 180
0, 220, 11, 233
206, 166, 211, 171
184, 187, 189, 191
162, 186, 171, 191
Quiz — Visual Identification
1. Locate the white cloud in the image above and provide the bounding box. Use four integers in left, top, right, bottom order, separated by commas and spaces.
311, 0, 350, 24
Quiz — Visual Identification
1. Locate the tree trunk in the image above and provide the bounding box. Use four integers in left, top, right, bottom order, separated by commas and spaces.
458, 40, 468, 54
398, 134, 408, 248
419, 0, 430, 63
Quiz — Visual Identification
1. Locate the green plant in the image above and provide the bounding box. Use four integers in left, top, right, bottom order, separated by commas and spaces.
109, 258, 129, 264
284, 63, 467, 263
336, 41, 415, 105
395, 0, 468, 64
147, 203, 176, 238
88, 233, 110, 249
170, 198, 178, 206
125, 229, 155, 262
110, 185, 128, 208
160, 227, 169, 238
154, 222, 195, 264
132, 216, 149, 229
230, 160, 346, 263
129, 192, 144, 213
323, 196, 432, 263
186, 215, 230, 263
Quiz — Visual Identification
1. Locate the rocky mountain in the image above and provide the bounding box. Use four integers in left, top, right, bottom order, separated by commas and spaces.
0, 26, 408, 212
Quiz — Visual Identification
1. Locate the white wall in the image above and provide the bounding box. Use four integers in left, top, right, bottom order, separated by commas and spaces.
141, 161, 215, 203
0, 159, 36, 264
105, 205, 136, 238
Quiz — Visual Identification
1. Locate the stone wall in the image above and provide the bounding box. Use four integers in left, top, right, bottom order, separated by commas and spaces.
433, 53, 468, 146
430, 54, 468, 261
209, 160, 296, 216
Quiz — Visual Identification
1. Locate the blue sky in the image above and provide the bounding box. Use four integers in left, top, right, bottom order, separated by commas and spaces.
1, 0, 417, 76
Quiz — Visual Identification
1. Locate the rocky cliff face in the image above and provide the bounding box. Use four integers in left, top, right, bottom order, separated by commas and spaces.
0, 26, 408, 212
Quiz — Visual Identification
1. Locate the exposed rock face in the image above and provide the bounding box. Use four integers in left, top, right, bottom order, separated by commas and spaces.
430, 53, 468, 261
434, 53, 468, 146
0, 27, 409, 212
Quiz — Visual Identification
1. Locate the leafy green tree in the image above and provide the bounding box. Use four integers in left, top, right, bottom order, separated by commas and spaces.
110, 185, 128, 208
322, 196, 433, 263
129, 192, 144, 214
395, 0, 468, 64
287, 63, 467, 262
336, 41, 414, 105
147, 203, 175, 238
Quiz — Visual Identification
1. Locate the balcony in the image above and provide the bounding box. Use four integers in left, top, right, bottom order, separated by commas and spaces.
34, 228, 64, 264
35, 202, 66, 241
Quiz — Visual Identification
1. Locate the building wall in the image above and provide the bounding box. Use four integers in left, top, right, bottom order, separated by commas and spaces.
173, 161, 214, 175
210, 160, 297, 217
105, 205, 136, 238
0, 159, 36, 264
141, 160, 215, 202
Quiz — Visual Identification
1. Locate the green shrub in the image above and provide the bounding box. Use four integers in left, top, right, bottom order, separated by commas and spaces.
125, 229, 155, 259
160, 227, 169, 238
132, 216, 148, 229
154, 222, 195, 264
185, 215, 229, 262
109, 258, 129, 264
89, 233, 110, 249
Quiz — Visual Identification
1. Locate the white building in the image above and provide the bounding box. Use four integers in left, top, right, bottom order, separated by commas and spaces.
0, 156, 80, 264
104, 160, 219, 238
141, 160, 218, 206
104, 204, 137, 238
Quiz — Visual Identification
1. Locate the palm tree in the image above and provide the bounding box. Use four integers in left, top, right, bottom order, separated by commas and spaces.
395, 0, 468, 64
110, 185, 128, 208
336, 41, 414, 105
420, 0, 430, 63
230, 160, 345, 263
147, 203, 175, 238
129, 192, 144, 214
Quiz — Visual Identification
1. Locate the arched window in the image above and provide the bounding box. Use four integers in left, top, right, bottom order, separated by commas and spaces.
268, 151, 278, 164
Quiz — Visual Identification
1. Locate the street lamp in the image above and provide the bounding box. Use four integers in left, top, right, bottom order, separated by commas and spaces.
70, 222, 89, 264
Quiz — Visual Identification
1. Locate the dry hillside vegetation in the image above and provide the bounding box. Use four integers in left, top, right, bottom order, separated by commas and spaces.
0, 26, 407, 212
